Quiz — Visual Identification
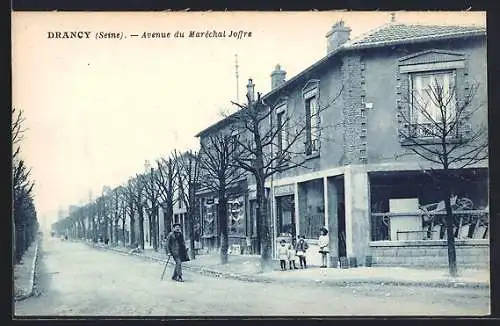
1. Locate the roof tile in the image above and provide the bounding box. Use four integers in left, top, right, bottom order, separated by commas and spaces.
346, 24, 486, 48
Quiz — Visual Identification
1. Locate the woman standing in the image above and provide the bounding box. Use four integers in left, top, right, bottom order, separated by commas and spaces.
318, 227, 329, 268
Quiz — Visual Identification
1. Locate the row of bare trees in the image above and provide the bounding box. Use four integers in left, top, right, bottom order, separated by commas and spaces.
52, 150, 203, 258
12, 108, 39, 264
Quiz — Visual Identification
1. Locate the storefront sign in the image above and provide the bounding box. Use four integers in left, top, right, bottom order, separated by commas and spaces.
274, 184, 294, 196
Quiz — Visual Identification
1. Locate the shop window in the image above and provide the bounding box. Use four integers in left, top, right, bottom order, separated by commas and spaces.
228, 196, 245, 235
276, 195, 295, 237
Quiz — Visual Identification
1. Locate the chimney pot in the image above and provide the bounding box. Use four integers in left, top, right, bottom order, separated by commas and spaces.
246, 78, 255, 104
326, 20, 352, 54
271, 64, 286, 90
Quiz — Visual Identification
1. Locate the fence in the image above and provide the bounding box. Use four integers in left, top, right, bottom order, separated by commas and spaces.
371, 210, 489, 241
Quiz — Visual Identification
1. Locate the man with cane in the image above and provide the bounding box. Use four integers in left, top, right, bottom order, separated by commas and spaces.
164, 223, 190, 282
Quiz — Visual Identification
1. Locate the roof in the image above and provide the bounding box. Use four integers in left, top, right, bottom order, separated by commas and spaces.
195, 110, 242, 137
195, 23, 486, 137
344, 23, 486, 49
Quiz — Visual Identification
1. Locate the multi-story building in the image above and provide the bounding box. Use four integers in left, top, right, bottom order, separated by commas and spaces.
195, 20, 489, 268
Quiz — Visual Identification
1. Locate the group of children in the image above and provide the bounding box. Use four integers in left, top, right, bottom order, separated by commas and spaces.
278, 235, 309, 271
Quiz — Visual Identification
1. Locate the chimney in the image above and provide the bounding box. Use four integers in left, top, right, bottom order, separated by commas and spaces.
326, 20, 352, 54
270, 64, 286, 90
246, 78, 255, 104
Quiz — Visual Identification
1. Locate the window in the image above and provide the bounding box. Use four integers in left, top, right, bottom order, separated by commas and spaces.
276, 195, 295, 236
305, 95, 320, 155
409, 70, 458, 138
277, 111, 287, 153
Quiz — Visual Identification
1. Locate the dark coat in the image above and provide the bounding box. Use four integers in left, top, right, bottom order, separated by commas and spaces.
295, 239, 309, 252
166, 231, 190, 262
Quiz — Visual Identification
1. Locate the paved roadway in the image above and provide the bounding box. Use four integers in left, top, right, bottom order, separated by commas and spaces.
14, 237, 490, 316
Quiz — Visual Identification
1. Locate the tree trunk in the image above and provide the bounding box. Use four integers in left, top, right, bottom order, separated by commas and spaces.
114, 219, 119, 244
110, 219, 115, 243
148, 214, 153, 248
130, 216, 136, 246
256, 177, 272, 271
81, 220, 86, 239
152, 206, 159, 251
188, 204, 196, 260
121, 219, 126, 245
218, 191, 228, 265
164, 201, 173, 235
138, 209, 145, 250
443, 183, 458, 277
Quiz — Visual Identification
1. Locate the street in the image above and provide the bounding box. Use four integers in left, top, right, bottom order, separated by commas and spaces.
14, 237, 490, 316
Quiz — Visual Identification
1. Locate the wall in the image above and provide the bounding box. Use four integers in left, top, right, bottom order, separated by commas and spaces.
362, 37, 488, 165
267, 59, 346, 182
369, 239, 489, 269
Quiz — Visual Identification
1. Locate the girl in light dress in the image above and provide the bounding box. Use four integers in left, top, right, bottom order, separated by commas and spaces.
318, 227, 329, 268
278, 239, 289, 271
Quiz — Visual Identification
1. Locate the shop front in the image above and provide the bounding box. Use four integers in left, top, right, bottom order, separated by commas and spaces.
274, 183, 296, 254
368, 168, 489, 268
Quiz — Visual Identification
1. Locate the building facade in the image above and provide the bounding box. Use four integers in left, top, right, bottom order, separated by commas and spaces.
195, 21, 489, 268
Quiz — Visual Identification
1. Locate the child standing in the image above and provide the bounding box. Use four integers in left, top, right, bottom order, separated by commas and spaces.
278, 239, 288, 271
287, 241, 298, 270
295, 235, 309, 268
318, 227, 329, 268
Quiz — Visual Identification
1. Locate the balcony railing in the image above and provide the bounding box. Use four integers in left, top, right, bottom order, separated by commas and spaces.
407, 122, 459, 139
371, 210, 489, 241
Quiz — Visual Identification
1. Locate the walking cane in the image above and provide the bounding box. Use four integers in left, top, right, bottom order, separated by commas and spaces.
160, 254, 172, 281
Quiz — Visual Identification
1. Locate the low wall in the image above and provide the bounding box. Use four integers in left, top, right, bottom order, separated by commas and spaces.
369, 239, 489, 269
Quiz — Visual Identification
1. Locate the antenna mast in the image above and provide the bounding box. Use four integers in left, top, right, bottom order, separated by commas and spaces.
235, 54, 240, 103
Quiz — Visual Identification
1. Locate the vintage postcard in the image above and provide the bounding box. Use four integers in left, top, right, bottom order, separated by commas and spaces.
12, 11, 489, 317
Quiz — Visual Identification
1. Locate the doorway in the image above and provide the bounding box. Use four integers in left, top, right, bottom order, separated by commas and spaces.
276, 195, 296, 239
338, 201, 347, 258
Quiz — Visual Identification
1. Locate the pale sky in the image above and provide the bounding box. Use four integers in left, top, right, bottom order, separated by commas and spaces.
11, 11, 485, 229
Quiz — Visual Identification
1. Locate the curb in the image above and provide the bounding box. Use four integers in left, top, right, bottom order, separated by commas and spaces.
15, 238, 40, 302
90, 244, 274, 283
89, 243, 489, 289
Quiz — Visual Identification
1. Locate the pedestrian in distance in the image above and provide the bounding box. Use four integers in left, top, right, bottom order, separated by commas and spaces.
288, 240, 298, 270
278, 239, 288, 271
318, 227, 329, 268
166, 223, 190, 282
295, 235, 309, 269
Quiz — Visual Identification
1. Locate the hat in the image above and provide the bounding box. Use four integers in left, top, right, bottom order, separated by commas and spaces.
280, 239, 286, 243
172, 223, 182, 228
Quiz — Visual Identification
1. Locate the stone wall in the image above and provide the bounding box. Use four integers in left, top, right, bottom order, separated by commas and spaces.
369, 239, 489, 269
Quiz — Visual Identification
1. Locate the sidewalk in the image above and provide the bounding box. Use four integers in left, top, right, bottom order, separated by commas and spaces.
91, 243, 490, 289
14, 237, 40, 301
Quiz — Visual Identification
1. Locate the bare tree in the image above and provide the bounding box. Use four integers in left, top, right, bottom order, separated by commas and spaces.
198, 133, 246, 264
12, 107, 27, 161
129, 175, 147, 250
155, 155, 178, 238
109, 186, 123, 245
229, 79, 343, 270
123, 180, 138, 247
143, 162, 162, 251
175, 150, 201, 259
12, 107, 38, 263
117, 186, 128, 244
398, 77, 487, 276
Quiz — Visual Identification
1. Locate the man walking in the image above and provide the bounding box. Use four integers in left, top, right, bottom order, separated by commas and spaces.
165, 223, 190, 282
